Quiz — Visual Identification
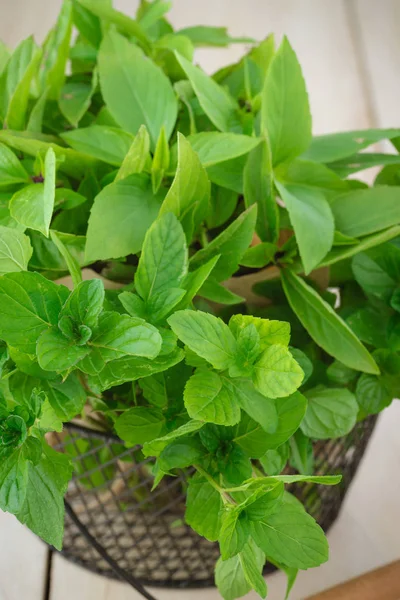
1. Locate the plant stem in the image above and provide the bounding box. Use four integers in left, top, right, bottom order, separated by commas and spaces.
193, 464, 236, 505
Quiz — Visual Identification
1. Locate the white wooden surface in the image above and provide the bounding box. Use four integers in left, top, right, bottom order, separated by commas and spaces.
0, 1, 399, 599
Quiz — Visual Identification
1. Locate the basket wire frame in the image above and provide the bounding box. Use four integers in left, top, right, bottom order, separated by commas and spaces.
52, 416, 377, 591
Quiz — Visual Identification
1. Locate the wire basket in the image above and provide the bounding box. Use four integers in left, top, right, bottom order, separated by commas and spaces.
53, 416, 377, 591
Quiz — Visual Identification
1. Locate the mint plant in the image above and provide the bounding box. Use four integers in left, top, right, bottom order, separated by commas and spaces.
0, 1, 399, 598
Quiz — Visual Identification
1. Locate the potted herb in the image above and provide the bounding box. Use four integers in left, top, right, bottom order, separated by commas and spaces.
0, 1, 399, 599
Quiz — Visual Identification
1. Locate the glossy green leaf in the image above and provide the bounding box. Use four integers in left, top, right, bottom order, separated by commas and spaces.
281, 270, 379, 374
59, 70, 97, 127
229, 379, 278, 433
0, 226, 32, 274
85, 174, 163, 262
114, 407, 165, 445
261, 37, 311, 165
0, 143, 30, 187
253, 345, 304, 399
61, 125, 134, 166
219, 508, 250, 559
215, 540, 266, 600
185, 473, 223, 541
301, 386, 358, 439
188, 132, 260, 167
98, 30, 177, 147
5, 47, 42, 131
50, 231, 82, 287
229, 315, 290, 351
184, 369, 241, 425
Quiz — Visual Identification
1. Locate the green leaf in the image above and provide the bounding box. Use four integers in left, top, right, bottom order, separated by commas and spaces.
176, 255, 220, 310
135, 213, 188, 301
0, 272, 69, 354
175, 53, 240, 132
251, 502, 328, 569
261, 37, 311, 166
253, 345, 304, 399
59, 69, 97, 127
281, 270, 379, 374
151, 126, 170, 193
184, 369, 241, 425
260, 444, 290, 476
332, 186, 400, 238
160, 133, 210, 240
1, 36, 34, 121
16, 442, 73, 550
0, 445, 28, 513
244, 138, 278, 243
230, 379, 278, 434
199, 279, 244, 306
27, 89, 48, 133
60, 279, 104, 329
116, 125, 151, 181
229, 315, 290, 351
143, 420, 203, 457
146, 288, 186, 323
61, 125, 134, 166
190, 205, 257, 281
50, 231, 82, 288
301, 385, 358, 439
0, 226, 32, 274
37, 0, 73, 100
185, 472, 223, 541
10, 147, 56, 236
85, 174, 162, 262
355, 373, 392, 416
275, 180, 334, 274
158, 437, 205, 471
352, 252, 396, 301
262, 392, 307, 450
168, 310, 236, 370
86, 348, 184, 392
0, 143, 29, 187
98, 30, 177, 147
72, 0, 102, 48
328, 152, 400, 177
215, 541, 266, 600
219, 508, 250, 559
302, 128, 400, 163
37, 326, 90, 372
188, 132, 260, 167
114, 407, 165, 445
5, 47, 42, 131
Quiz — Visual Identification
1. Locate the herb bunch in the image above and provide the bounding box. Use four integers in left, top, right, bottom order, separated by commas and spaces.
0, 1, 399, 599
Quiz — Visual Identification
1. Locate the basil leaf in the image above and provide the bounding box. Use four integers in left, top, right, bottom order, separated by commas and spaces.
168, 310, 237, 370
177, 26, 254, 47
276, 180, 334, 274
0, 272, 69, 354
160, 133, 210, 240
175, 53, 241, 132
281, 270, 379, 374
261, 37, 311, 166
244, 138, 278, 243
188, 132, 260, 167
116, 125, 151, 181
135, 212, 188, 301
6, 46, 42, 131
114, 407, 165, 445
0, 143, 30, 187
61, 125, 134, 166
0, 226, 32, 274
59, 69, 97, 127
251, 502, 328, 569
10, 147, 56, 236
98, 30, 177, 148
85, 174, 162, 262
332, 186, 400, 238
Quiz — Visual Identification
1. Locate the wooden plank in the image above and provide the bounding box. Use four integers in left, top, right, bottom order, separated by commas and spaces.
0, 511, 48, 600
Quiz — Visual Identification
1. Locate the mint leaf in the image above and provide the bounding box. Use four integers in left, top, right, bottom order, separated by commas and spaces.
16, 442, 73, 550
98, 30, 177, 147
0, 272, 69, 354
0, 226, 32, 274
37, 326, 90, 371
143, 420, 204, 457
185, 472, 223, 541
10, 147, 56, 236
301, 386, 358, 439
219, 508, 250, 559
251, 502, 328, 569
229, 379, 277, 434
85, 174, 162, 262
50, 230, 82, 288
175, 53, 240, 132
253, 345, 304, 398
216, 540, 266, 600
160, 133, 210, 240
158, 437, 205, 471
281, 269, 379, 374
0, 445, 28, 513
135, 213, 188, 301
230, 315, 290, 351
114, 407, 165, 445
184, 369, 241, 425
355, 373, 392, 416
261, 37, 311, 165
262, 392, 307, 450
168, 310, 237, 370
61, 125, 134, 166
260, 444, 290, 476
60, 279, 104, 329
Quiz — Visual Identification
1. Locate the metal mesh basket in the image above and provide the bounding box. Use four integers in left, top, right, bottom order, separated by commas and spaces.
53, 415, 377, 592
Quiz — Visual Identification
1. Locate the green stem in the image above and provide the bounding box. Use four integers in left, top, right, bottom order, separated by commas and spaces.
194, 465, 236, 505
200, 227, 208, 248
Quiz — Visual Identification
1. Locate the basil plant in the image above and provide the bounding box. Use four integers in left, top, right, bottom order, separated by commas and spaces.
0, 1, 399, 599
